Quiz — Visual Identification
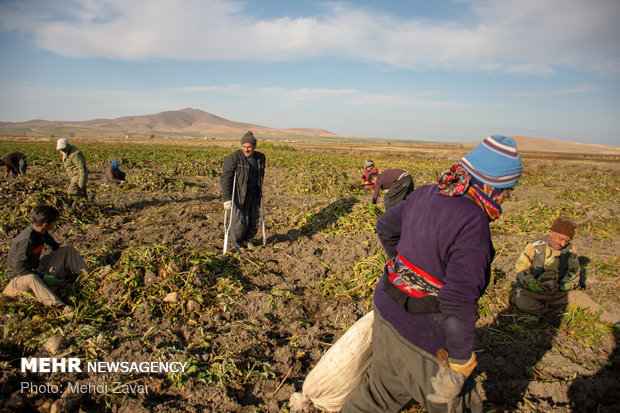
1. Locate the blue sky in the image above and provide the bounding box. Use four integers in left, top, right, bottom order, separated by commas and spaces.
0, 0, 619, 146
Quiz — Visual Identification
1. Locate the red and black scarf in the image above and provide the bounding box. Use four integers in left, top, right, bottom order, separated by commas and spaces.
437, 163, 506, 221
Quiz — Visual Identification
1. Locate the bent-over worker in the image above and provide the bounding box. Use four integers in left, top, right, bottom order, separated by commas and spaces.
342, 135, 524, 413
370, 168, 415, 211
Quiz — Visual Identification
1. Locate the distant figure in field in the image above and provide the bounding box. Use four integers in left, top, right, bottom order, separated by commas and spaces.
3, 205, 87, 314
102, 160, 126, 187
1, 152, 27, 178
220, 131, 266, 250
369, 169, 415, 211
361, 160, 378, 190
511, 216, 619, 324
56, 138, 88, 198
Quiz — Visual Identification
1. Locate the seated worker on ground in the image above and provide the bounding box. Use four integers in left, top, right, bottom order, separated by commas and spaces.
361, 160, 378, 190
2, 205, 88, 314
511, 216, 619, 324
1, 152, 27, 178
369, 168, 415, 211
103, 160, 126, 187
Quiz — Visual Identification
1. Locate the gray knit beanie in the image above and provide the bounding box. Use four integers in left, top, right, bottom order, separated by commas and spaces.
241, 131, 257, 145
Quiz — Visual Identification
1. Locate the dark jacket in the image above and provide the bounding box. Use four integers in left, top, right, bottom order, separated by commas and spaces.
2, 152, 26, 175
220, 150, 266, 208
373, 184, 494, 362
103, 166, 126, 186
6, 226, 60, 279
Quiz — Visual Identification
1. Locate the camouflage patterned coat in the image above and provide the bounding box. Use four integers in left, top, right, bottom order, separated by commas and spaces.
515, 237, 580, 292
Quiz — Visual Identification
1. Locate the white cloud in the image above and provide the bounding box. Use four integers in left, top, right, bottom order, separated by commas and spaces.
344, 94, 468, 108
508, 83, 599, 97
1, 0, 619, 75
174, 84, 247, 93
256, 87, 358, 102
0, 84, 181, 121
172, 83, 472, 109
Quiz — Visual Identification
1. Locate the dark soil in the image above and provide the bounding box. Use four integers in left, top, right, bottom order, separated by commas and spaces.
1, 151, 618, 413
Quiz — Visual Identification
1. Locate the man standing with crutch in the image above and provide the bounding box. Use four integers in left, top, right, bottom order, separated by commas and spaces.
221, 131, 266, 252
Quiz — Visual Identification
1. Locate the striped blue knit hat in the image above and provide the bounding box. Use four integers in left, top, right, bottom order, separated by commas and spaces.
461, 135, 523, 188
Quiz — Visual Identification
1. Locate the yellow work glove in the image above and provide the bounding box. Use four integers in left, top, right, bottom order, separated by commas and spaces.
427, 349, 476, 405
449, 353, 477, 377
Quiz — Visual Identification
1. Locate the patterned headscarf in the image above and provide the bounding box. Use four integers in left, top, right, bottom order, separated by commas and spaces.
438, 163, 506, 221
438, 163, 470, 196
467, 177, 506, 221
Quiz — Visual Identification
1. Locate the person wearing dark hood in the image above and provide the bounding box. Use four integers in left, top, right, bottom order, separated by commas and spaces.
103, 160, 126, 187
1, 152, 28, 178
220, 131, 266, 250
56, 138, 88, 198
342, 135, 524, 413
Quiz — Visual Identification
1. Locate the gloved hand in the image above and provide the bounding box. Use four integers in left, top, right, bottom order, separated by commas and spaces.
427, 364, 465, 404
223, 201, 232, 211
427, 349, 476, 404
43, 275, 59, 287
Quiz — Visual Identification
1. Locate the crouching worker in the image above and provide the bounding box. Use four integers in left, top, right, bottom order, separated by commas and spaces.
512, 217, 619, 324
1, 152, 28, 178
370, 168, 415, 211
361, 160, 378, 190
103, 160, 126, 187
3, 205, 88, 314
342, 135, 524, 413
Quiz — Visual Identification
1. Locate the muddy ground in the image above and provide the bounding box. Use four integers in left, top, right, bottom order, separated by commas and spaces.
0, 144, 619, 413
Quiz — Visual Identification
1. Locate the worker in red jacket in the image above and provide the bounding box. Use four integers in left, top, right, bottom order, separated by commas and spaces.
361, 160, 378, 190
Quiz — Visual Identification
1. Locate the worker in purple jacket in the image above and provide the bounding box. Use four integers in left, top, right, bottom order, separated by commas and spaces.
342, 135, 523, 413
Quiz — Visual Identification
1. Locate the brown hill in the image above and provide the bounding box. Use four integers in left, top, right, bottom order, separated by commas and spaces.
465, 135, 620, 155
0, 108, 341, 140
82, 108, 261, 134
1, 108, 618, 155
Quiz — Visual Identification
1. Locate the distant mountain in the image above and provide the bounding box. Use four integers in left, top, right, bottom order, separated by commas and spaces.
466, 135, 620, 155
0, 108, 340, 140
81, 108, 261, 134
1, 108, 618, 155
